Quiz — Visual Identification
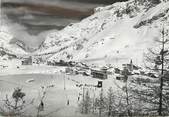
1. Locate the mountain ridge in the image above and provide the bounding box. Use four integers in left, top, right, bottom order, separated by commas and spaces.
1, 0, 169, 68
37, 0, 169, 67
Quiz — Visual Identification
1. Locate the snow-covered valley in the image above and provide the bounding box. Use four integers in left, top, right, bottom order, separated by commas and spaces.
1, 0, 169, 116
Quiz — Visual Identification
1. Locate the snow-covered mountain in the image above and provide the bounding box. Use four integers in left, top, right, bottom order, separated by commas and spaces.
0, 14, 28, 56
0, 14, 29, 68
36, 0, 169, 67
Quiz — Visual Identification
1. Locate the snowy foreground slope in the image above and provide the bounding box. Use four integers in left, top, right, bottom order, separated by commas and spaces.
38, 0, 169, 67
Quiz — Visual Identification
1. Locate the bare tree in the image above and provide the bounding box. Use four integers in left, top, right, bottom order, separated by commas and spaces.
144, 24, 169, 115
37, 86, 47, 117
84, 91, 92, 114
106, 87, 115, 117
97, 88, 106, 117
120, 67, 133, 116
0, 87, 33, 116
79, 89, 92, 114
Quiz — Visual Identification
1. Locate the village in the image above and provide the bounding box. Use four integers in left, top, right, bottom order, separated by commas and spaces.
1, 52, 166, 117
0, 44, 161, 81
1, 52, 158, 81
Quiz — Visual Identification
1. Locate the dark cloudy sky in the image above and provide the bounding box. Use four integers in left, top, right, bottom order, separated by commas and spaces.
2, 0, 104, 12
2, 0, 123, 4
1, 0, 128, 13
1, 0, 127, 51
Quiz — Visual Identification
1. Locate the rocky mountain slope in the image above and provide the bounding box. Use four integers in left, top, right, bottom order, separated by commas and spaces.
0, 14, 29, 68
1, 0, 103, 52
0, 14, 28, 56
37, 0, 169, 67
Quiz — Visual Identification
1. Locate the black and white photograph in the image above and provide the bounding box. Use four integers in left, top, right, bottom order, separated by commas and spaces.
0, 0, 169, 116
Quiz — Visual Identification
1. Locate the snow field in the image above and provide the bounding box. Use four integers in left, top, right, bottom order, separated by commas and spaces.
0, 68, 123, 117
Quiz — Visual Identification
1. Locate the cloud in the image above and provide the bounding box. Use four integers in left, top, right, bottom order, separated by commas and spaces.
8, 22, 41, 48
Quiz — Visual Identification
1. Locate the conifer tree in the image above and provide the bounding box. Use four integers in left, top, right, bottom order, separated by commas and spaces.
106, 87, 115, 117
142, 24, 169, 115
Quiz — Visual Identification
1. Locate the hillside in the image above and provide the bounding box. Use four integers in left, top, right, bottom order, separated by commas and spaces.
0, 14, 28, 55
0, 14, 28, 68
37, 0, 169, 67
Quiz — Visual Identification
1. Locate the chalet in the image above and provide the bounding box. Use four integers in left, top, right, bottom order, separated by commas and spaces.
65, 67, 74, 74
47, 61, 54, 66
91, 68, 107, 80
122, 63, 140, 71
47, 60, 75, 67
22, 56, 32, 65
116, 74, 126, 81
114, 68, 121, 74
54, 60, 68, 66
